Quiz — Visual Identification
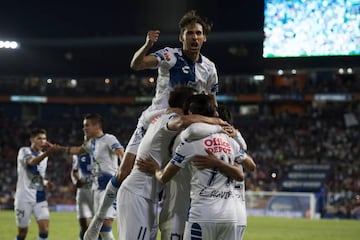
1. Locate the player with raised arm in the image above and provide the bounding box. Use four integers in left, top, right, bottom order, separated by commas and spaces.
70, 135, 94, 240
116, 10, 219, 205
59, 113, 124, 240
14, 128, 58, 240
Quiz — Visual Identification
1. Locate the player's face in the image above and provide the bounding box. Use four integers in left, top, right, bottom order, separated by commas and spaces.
83, 119, 97, 138
180, 23, 207, 54
30, 133, 47, 151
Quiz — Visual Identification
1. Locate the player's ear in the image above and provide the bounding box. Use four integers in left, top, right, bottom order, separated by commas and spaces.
203, 35, 207, 42
179, 34, 184, 43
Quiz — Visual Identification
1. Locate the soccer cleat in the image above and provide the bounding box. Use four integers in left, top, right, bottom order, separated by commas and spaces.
83, 216, 104, 240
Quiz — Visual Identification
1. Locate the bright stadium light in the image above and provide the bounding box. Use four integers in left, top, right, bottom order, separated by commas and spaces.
0, 40, 20, 49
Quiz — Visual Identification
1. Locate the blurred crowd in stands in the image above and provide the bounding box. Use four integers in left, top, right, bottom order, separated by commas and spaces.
0, 71, 359, 220
0, 69, 359, 96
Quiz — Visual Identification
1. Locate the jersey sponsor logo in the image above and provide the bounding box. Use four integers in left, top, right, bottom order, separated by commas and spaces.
204, 137, 231, 154
199, 186, 233, 199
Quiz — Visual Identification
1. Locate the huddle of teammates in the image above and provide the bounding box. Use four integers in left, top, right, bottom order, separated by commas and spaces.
14, 10, 256, 240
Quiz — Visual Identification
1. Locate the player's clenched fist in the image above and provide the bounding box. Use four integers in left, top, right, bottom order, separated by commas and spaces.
145, 30, 160, 47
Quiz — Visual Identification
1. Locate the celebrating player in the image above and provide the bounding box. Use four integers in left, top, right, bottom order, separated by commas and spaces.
14, 128, 58, 240
119, 9, 219, 194
59, 113, 124, 240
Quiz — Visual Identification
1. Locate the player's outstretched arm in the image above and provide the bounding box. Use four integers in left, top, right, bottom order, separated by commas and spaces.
130, 30, 160, 70
27, 142, 59, 165
137, 157, 180, 184
193, 149, 244, 181
242, 154, 256, 172
58, 145, 86, 155
167, 114, 227, 132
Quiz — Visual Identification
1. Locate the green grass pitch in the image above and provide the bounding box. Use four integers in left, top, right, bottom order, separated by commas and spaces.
1, 210, 358, 240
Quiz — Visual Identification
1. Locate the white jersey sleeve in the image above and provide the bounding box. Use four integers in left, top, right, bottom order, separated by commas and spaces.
180, 122, 222, 142
234, 130, 247, 151
122, 113, 180, 200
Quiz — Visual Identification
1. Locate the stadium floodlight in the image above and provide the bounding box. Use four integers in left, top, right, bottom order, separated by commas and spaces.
0, 40, 19, 49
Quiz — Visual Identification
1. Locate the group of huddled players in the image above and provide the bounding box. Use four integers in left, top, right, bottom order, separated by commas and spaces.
14, 10, 256, 240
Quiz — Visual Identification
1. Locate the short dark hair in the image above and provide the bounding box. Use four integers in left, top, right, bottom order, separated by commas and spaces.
168, 86, 196, 109
84, 113, 103, 128
30, 128, 46, 138
217, 104, 233, 124
178, 10, 212, 35
185, 94, 216, 117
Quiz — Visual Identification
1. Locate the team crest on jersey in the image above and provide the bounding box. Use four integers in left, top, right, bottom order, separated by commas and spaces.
163, 52, 171, 61
182, 66, 190, 74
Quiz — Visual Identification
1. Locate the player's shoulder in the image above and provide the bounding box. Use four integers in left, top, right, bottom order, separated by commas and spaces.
18, 146, 30, 155
155, 47, 179, 56
99, 133, 117, 143
199, 54, 216, 66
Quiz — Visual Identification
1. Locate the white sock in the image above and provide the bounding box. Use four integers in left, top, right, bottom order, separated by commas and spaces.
97, 179, 119, 218
37, 234, 48, 240
99, 230, 114, 240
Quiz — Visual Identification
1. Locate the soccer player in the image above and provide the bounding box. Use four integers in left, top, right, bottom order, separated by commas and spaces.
59, 113, 124, 240
70, 135, 94, 240
184, 105, 256, 240
137, 95, 248, 240
14, 128, 58, 240
120, 9, 218, 194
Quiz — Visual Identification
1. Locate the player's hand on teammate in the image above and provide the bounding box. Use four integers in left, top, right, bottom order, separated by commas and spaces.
192, 148, 221, 169
145, 30, 160, 48
221, 125, 237, 138
136, 157, 160, 175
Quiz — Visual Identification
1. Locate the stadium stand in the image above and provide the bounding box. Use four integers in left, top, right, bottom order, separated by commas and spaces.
1, 71, 359, 220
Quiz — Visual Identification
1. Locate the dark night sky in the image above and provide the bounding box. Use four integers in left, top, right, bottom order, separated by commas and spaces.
4, 1, 355, 75
0, 1, 264, 39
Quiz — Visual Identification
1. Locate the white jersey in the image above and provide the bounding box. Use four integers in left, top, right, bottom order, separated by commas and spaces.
234, 179, 247, 226
15, 147, 48, 203
136, 47, 218, 129
83, 133, 123, 190
123, 112, 180, 200
160, 134, 191, 220
171, 133, 246, 223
